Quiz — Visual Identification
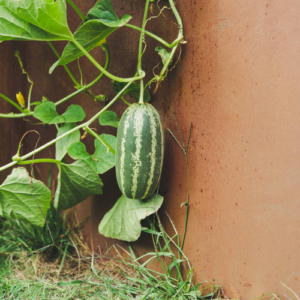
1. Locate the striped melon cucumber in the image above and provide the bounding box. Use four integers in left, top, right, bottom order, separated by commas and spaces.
115, 103, 164, 200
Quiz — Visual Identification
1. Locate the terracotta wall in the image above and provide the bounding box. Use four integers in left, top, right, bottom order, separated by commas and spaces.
0, 0, 299, 298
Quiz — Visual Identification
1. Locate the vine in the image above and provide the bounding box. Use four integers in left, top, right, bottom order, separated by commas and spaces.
0, 0, 185, 242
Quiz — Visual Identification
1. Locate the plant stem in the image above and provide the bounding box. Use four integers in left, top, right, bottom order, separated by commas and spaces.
17, 159, 61, 165
48, 42, 80, 87
0, 44, 110, 119
144, 77, 157, 90
125, 24, 182, 49
0, 71, 101, 118
181, 155, 189, 251
86, 82, 132, 125
77, 58, 83, 86
180, 123, 192, 252
157, 0, 184, 81
85, 127, 115, 155
27, 81, 33, 110
72, 38, 145, 83
137, 0, 151, 104
66, 0, 85, 21
55, 44, 110, 106
0, 82, 133, 172
169, 0, 183, 32
0, 112, 29, 118
156, 216, 184, 282
14, 51, 34, 111
121, 96, 131, 106
0, 93, 25, 113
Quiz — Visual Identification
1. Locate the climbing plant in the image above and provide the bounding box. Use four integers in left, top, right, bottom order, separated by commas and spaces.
0, 0, 184, 242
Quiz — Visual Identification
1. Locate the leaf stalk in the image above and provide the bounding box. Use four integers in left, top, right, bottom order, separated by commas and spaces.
0, 82, 133, 172
137, 0, 151, 104
72, 38, 145, 83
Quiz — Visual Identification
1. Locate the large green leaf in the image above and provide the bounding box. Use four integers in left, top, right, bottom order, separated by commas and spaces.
113, 81, 151, 103
67, 134, 116, 174
55, 123, 81, 161
34, 102, 85, 124
0, 168, 51, 227
0, 0, 72, 42
49, 0, 131, 73
99, 194, 163, 242
54, 160, 103, 211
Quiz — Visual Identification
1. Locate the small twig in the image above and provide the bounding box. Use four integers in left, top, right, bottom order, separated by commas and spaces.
77, 58, 83, 86
168, 119, 193, 252
15, 51, 34, 110
22, 118, 44, 125
172, 113, 185, 148
168, 45, 182, 73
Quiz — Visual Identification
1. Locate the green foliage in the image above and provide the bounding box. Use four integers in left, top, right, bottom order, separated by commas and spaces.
34, 102, 85, 124
0, 205, 66, 254
113, 81, 151, 103
55, 123, 81, 161
156, 46, 172, 65
0, 0, 72, 42
54, 160, 103, 210
0, 168, 51, 227
85, 0, 120, 23
68, 134, 116, 174
0, 213, 221, 300
0, 0, 214, 297
50, 0, 132, 73
99, 194, 163, 242
0, 0, 185, 243
99, 110, 120, 128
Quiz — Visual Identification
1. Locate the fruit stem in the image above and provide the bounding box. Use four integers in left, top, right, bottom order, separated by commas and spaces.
138, 0, 151, 104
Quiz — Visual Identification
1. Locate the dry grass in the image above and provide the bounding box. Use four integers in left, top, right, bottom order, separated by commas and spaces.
2, 212, 295, 300
0, 211, 139, 299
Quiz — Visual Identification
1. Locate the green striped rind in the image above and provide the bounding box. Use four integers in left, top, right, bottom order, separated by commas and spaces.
116, 103, 164, 200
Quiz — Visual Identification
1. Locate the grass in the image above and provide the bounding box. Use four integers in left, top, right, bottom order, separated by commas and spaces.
1, 214, 298, 300
0, 206, 226, 300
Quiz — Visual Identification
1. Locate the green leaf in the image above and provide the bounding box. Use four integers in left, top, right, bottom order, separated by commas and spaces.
155, 46, 172, 65
56, 123, 81, 161
0, 168, 51, 227
67, 142, 97, 171
85, 0, 119, 23
99, 111, 119, 128
99, 194, 163, 242
113, 81, 151, 103
67, 134, 116, 174
34, 102, 85, 124
93, 134, 116, 174
54, 160, 103, 211
49, 0, 132, 73
0, 0, 72, 42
